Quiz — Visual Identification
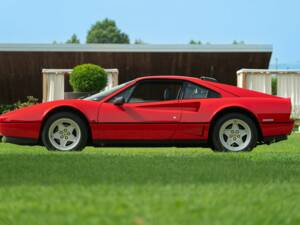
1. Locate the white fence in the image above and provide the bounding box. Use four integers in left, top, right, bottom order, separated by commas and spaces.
42, 69, 119, 102
237, 69, 300, 119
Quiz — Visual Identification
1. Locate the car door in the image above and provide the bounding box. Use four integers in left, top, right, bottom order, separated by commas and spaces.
97, 79, 183, 140
173, 81, 221, 140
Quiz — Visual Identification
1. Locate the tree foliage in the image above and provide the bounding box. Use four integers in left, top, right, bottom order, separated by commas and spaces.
189, 40, 202, 45
233, 40, 245, 45
134, 39, 146, 44
66, 34, 80, 44
272, 76, 277, 95
86, 18, 130, 44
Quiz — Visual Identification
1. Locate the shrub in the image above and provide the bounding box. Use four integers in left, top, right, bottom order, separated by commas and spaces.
0, 96, 38, 115
0, 104, 14, 115
69, 64, 108, 92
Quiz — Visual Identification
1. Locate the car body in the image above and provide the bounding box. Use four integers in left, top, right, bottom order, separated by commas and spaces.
0, 75, 294, 152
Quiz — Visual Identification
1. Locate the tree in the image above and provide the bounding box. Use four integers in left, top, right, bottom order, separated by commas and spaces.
86, 18, 130, 44
233, 40, 245, 45
189, 40, 202, 45
272, 77, 277, 95
52, 40, 63, 44
66, 34, 80, 44
134, 39, 146, 44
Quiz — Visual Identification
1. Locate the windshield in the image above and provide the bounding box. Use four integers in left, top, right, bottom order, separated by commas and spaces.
84, 81, 133, 101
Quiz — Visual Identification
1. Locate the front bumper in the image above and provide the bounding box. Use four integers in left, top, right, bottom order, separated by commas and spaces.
0, 122, 41, 139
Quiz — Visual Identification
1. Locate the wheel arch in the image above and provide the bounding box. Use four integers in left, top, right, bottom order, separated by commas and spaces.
39, 106, 93, 144
208, 106, 263, 144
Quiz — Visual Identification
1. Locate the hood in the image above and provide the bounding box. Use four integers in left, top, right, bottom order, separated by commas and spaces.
0, 99, 99, 123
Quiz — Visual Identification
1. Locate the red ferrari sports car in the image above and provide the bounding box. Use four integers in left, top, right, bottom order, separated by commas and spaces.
0, 75, 294, 152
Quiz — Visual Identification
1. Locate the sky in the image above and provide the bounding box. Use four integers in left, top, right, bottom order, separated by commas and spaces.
0, 0, 299, 64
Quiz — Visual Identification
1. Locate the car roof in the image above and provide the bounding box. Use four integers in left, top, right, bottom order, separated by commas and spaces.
133, 75, 237, 97
135, 75, 205, 83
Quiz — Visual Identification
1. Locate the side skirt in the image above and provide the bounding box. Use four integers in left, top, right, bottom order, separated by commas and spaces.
93, 139, 209, 147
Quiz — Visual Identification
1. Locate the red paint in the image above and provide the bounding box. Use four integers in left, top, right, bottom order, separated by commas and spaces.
97, 100, 181, 140
261, 120, 294, 137
0, 75, 294, 144
0, 122, 40, 138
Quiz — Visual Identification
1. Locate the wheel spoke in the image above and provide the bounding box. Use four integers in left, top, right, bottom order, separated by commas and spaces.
224, 129, 232, 137
235, 138, 243, 146
68, 134, 76, 142
53, 131, 61, 140
60, 139, 68, 147
58, 124, 65, 131
232, 122, 239, 131
239, 129, 247, 137
67, 126, 75, 133
226, 138, 234, 146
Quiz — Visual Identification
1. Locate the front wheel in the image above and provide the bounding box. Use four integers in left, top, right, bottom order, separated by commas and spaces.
41, 112, 88, 151
211, 113, 258, 152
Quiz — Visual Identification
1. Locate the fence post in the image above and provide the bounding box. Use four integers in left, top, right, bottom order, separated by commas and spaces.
237, 69, 272, 94
42, 68, 119, 102
277, 71, 300, 119
42, 69, 67, 102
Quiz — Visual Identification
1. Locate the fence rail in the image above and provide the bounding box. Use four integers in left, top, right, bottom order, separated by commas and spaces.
42, 69, 119, 102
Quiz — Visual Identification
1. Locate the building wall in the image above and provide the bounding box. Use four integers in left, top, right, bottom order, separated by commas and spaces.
0, 51, 271, 104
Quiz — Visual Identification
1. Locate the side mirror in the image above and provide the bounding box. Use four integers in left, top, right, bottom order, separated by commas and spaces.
112, 96, 125, 105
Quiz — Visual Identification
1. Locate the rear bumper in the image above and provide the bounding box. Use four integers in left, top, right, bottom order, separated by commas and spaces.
261, 119, 294, 137
263, 135, 288, 145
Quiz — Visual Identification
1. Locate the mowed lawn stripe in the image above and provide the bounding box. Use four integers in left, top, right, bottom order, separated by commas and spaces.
0, 134, 299, 225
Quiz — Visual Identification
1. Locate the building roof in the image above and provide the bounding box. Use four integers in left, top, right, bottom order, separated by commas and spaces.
237, 68, 300, 74
0, 43, 272, 53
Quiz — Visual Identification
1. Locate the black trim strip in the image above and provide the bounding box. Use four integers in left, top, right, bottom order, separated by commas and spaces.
2, 136, 39, 145
95, 122, 209, 125
93, 139, 208, 147
263, 135, 287, 144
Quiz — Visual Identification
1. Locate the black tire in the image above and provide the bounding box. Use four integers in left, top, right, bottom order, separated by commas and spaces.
211, 113, 258, 152
41, 112, 88, 151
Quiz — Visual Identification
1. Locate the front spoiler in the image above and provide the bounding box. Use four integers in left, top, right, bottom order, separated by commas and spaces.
1, 136, 39, 145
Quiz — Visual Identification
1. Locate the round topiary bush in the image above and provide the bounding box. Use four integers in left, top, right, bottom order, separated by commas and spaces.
70, 64, 108, 93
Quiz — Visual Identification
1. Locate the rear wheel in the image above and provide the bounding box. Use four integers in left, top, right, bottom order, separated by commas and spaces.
211, 113, 257, 152
42, 112, 88, 151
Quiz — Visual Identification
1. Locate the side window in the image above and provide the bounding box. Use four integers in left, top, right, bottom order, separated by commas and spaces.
128, 80, 182, 103
183, 82, 220, 99
109, 86, 135, 103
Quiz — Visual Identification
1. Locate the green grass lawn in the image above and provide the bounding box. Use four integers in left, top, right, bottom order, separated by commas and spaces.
0, 134, 300, 225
